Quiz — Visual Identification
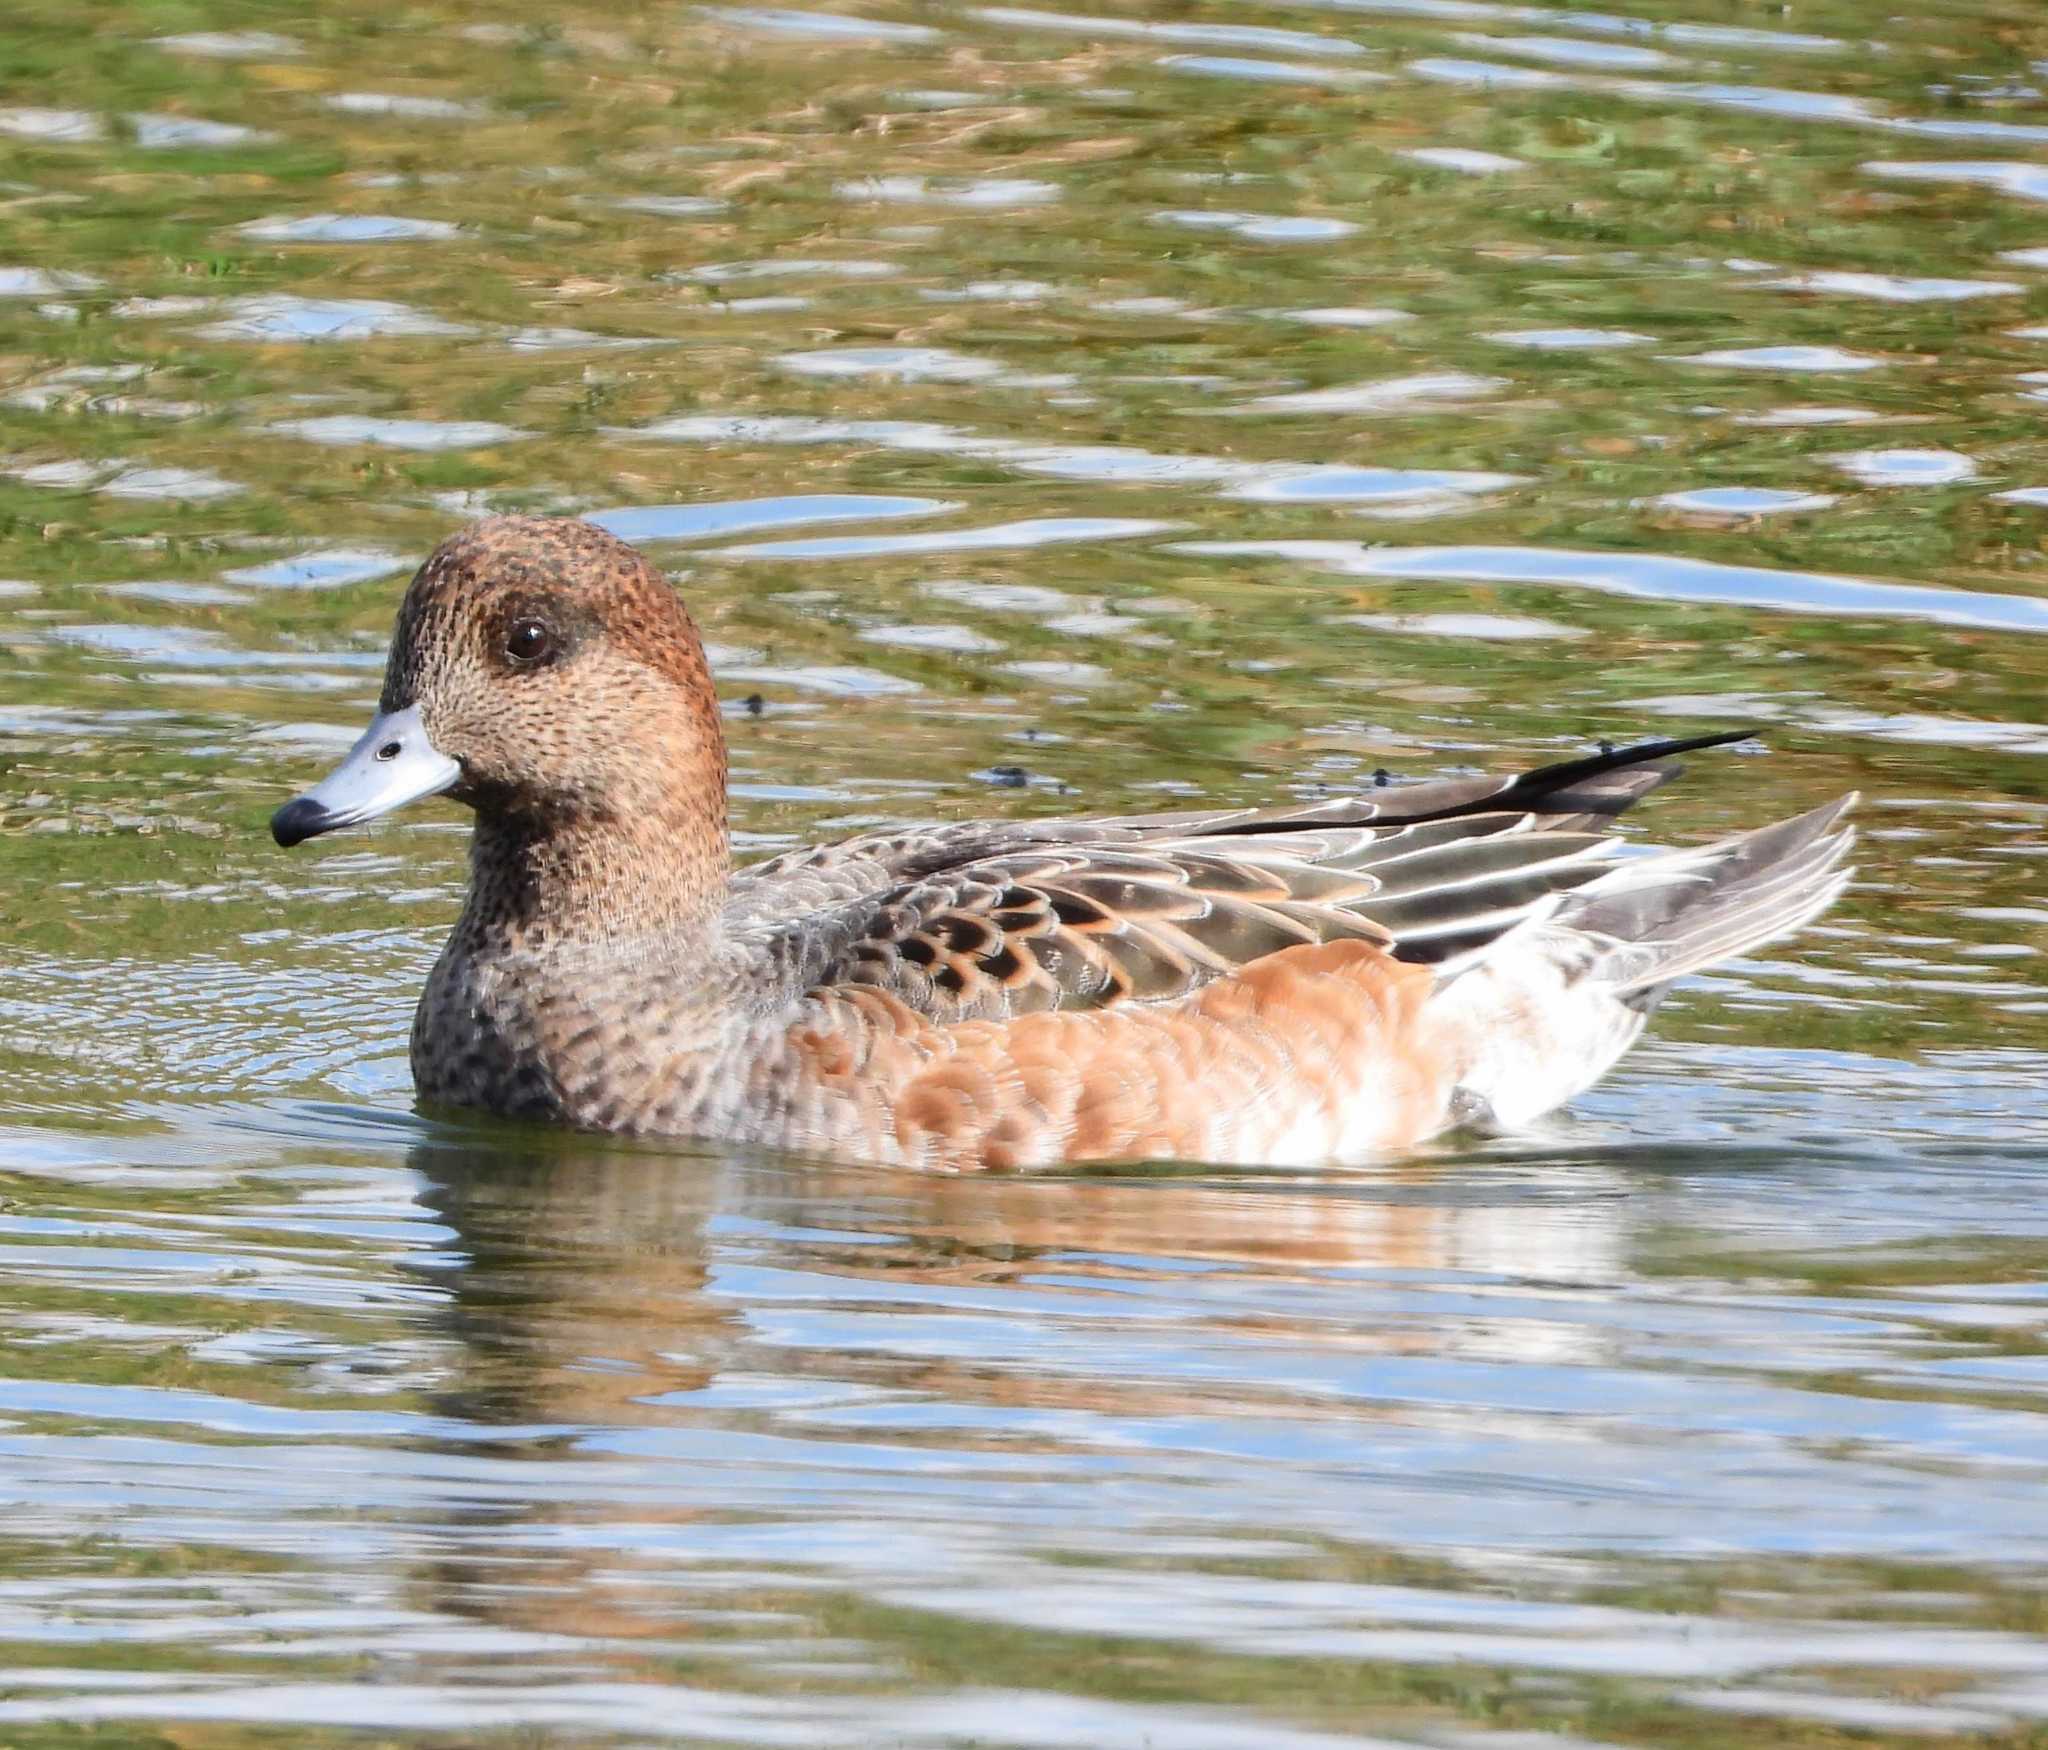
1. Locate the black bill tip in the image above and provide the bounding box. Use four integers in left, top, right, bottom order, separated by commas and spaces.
270, 796, 338, 848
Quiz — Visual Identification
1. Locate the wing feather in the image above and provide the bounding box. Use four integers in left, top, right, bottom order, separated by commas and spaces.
723, 736, 1755, 1024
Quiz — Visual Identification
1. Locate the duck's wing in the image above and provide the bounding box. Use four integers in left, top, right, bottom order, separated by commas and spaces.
727, 733, 1751, 1025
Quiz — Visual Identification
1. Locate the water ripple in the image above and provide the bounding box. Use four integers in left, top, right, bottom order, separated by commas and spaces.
8, 0, 2048, 1738
1181, 540, 2048, 634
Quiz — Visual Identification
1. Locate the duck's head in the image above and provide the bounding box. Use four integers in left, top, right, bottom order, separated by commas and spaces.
271, 516, 727, 860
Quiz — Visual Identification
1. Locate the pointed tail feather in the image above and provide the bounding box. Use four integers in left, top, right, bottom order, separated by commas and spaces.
1179, 729, 1763, 840
1421, 793, 1855, 1133
1452, 728, 1763, 824
1564, 795, 1857, 996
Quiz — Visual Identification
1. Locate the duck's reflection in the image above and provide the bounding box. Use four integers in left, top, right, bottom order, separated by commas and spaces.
420, 1135, 738, 1430
417, 1133, 1631, 1428
408, 1132, 1634, 1654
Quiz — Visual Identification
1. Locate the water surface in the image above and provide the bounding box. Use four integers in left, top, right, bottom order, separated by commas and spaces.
4, 0, 2048, 1741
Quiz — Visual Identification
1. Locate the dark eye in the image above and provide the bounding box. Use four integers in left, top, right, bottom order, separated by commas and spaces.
504, 618, 553, 665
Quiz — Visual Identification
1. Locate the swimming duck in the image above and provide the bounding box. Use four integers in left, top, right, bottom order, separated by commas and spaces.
272, 515, 1854, 1170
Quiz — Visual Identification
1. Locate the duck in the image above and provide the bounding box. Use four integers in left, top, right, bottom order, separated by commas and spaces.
271, 514, 1855, 1171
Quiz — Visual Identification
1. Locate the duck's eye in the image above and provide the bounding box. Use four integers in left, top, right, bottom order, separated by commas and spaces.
504, 618, 553, 665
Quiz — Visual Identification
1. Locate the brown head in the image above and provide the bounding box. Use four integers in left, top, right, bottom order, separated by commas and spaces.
271, 516, 730, 934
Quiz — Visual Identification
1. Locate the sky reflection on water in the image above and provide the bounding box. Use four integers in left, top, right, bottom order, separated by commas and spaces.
5, 0, 2048, 1740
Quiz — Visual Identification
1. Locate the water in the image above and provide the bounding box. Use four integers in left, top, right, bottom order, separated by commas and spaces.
3, 0, 2048, 1741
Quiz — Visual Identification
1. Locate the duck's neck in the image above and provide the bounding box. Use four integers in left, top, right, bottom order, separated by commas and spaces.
460, 796, 729, 956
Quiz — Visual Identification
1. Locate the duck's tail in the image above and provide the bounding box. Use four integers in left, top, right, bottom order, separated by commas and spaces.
1559, 793, 1856, 998
1423, 796, 1856, 1130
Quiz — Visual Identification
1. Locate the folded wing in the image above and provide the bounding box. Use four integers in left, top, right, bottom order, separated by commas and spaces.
727, 732, 1814, 1025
